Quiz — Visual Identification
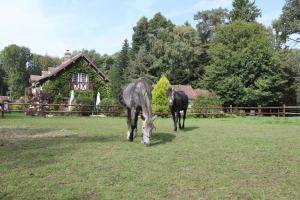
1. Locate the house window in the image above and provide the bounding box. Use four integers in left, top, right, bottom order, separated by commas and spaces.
75, 73, 88, 83
81, 73, 87, 83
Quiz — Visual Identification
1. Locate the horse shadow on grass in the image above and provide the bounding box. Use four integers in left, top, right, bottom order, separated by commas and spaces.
150, 132, 176, 146
182, 126, 199, 132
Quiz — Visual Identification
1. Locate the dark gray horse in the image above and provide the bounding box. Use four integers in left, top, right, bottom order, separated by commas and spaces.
166, 88, 188, 131
122, 78, 157, 146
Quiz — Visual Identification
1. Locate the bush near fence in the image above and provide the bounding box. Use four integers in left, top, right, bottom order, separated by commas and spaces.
98, 98, 123, 116
191, 93, 223, 117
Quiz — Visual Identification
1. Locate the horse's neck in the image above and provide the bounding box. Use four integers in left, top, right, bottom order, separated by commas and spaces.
141, 91, 152, 120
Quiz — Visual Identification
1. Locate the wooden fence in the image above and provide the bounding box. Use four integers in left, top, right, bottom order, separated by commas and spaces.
1, 102, 300, 118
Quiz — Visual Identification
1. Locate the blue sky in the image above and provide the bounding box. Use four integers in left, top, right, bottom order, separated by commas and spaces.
0, 0, 286, 57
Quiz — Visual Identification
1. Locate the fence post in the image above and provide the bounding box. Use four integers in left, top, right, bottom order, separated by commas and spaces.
283, 104, 286, 117
230, 105, 233, 116
79, 104, 83, 117
258, 105, 262, 117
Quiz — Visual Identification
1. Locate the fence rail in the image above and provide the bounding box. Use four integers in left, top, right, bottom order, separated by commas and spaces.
1, 102, 300, 118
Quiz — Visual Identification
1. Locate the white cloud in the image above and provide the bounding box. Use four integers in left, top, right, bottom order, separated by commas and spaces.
0, 0, 73, 56
195, 0, 232, 10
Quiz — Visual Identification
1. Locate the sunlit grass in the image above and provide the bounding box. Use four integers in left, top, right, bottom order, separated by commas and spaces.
0, 115, 299, 199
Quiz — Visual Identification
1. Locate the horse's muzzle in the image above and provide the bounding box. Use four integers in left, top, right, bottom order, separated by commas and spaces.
143, 141, 151, 147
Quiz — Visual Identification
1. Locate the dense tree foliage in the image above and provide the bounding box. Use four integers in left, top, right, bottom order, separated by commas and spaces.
130, 13, 207, 86
230, 0, 261, 22
285, 49, 300, 104
0, 64, 7, 96
194, 7, 229, 44
0, 44, 31, 100
203, 21, 286, 106
132, 16, 149, 54
72, 49, 116, 73
116, 39, 130, 85
108, 66, 122, 102
28, 54, 61, 75
273, 0, 300, 45
130, 46, 155, 83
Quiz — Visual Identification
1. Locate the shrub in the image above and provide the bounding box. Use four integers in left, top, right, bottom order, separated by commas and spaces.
192, 92, 223, 118
152, 75, 170, 115
73, 91, 94, 116
99, 98, 122, 116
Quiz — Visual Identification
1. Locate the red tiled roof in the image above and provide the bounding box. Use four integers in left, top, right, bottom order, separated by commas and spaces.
29, 53, 109, 83
0, 96, 10, 103
171, 85, 209, 100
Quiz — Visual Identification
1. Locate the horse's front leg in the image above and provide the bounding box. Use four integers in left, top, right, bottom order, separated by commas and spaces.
178, 111, 182, 129
172, 111, 177, 132
128, 109, 138, 141
141, 113, 150, 146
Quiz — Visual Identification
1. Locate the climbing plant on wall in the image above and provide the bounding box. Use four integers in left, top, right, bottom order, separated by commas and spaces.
43, 58, 111, 102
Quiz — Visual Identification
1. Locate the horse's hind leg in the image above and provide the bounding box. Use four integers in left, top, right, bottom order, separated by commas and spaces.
133, 110, 139, 138
126, 108, 134, 141
182, 109, 187, 129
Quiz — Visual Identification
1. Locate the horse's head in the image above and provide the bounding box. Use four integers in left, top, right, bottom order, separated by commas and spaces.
166, 87, 175, 106
142, 115, 157, 146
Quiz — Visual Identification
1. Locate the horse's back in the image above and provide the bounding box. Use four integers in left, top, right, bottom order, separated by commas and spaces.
175, 91, 189, 110
122, 78, 151, 108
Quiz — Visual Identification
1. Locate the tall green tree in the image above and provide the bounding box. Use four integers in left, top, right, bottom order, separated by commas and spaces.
194, 7, 229, 44
229, 0, 261, 22
285, 49, 300, 104
203, 21, 286, 106
1, 44, 31, 100
273, 0, 300, 45
116, 39, 130, 84
0, 64, 7, 95
108, 66, 122, 102
130, 46, 155, 83
166, 25, 206, 86
132, 16, 149, 54
148, 12, 174, 36
28, 54, 61, 75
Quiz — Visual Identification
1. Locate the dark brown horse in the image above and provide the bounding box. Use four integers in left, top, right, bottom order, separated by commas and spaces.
166, 88, 188, 131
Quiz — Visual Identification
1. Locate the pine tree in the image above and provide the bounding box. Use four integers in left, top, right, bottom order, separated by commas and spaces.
230, 0, 261, 22
130, 46, 155, 83
116, 39, 130, 84
132, 17, 149, 54
108, 66, 122, 102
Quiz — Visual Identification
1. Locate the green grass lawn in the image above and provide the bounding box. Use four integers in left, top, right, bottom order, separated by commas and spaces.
0, 114, 300, 199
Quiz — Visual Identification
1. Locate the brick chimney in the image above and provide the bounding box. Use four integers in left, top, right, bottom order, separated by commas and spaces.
63, 50, 72, 61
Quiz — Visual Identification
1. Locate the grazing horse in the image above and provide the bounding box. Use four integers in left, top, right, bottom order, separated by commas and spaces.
122, 78, 156, 146
166, 88, 188, 131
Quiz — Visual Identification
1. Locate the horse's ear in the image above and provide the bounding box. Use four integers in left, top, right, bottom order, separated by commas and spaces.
152, 115, 158, 121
